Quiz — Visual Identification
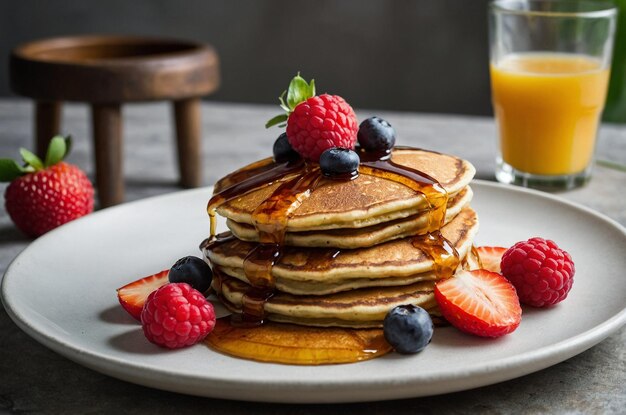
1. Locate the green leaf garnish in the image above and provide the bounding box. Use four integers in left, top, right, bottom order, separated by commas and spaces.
266, 73, 316, 130
20, 148, 44, 171
278, 91, 290, 113
0, 159, 26, 182
265, 114, 289, 129
0, 135, 73, 181
286, 74, 315, 110
44, 135, 68, 167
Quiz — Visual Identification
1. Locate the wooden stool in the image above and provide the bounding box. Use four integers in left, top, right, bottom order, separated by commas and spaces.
9, 35, 220, 207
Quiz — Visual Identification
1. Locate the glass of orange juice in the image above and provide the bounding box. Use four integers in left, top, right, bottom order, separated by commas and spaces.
489, 0, 617, 190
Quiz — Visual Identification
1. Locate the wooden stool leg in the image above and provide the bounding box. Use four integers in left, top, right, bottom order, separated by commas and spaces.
91, 103, 124, 208
35, 100, 62, 157
173, 98, 202, 188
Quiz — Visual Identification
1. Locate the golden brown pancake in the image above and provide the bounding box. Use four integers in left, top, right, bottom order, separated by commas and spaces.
214, 276, 441, 328
205, 207, 478, 295
225, 186, 472, 248
206, 147, 477, 329
215, 148, 475, 231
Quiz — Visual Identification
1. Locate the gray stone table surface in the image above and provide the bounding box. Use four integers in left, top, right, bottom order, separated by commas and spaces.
0, 100, 624, 414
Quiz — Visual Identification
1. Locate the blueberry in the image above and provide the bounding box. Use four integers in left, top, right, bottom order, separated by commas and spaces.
273, 133, 300, 162
319, 147, 360, 179
383, 305, 433, 354
169, 256, 213, 293
357, 116, 396, 153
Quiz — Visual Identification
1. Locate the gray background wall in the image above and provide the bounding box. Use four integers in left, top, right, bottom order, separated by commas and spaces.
0, 0, 492, 115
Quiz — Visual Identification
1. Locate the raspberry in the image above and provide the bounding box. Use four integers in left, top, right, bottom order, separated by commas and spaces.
286, 94, 358, 161
500, 237, 575, 307
266, 74, 358, 162
140, 283, 216, 349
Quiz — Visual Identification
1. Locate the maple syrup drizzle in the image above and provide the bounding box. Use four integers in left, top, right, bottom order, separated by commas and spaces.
205, 158, 316, 325
206, 158, 305, 237
213, 158, 275, 191
206, 270, 393, 365
206, 147, 460, 328
252, 167, 323, 244
358, 149, 459, 275
358, 149, 448, 233
200, 231, 236, 252
237, 168, 324, 326
411, 231, 459, 279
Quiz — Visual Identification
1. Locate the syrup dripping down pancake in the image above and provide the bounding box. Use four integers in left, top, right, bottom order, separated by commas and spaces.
224, 186, 472, 249
205, 207, 478, 295
213, 275, 443, 329
204, 146, 475, 328
214, 148, 475, 232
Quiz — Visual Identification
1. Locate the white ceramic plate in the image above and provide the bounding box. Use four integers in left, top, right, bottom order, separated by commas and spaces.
2, 181, 625, 403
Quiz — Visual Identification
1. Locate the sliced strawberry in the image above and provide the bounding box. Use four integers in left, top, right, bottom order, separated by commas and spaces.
434, 270, 522, 338
116, 270, 169, 320
475, 246, 507, 273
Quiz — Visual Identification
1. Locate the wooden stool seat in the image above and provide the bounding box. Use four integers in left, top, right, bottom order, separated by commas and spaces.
10, 35, 220, 207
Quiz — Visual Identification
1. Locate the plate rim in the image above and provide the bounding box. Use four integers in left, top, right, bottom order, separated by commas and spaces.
2, 179, 625, 402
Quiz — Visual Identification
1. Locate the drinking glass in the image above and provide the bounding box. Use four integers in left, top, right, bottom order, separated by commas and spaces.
489, 0, 617, 190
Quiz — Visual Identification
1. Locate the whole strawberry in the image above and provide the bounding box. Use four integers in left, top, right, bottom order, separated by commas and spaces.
0, 136, 94, 237
266, 73, 358, 161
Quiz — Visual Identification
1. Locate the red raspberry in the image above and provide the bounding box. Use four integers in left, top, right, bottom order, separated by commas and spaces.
266, 74, 358, 162
500, 237, 575, 307
141, 283, 216, 349
286, 94, 358, 161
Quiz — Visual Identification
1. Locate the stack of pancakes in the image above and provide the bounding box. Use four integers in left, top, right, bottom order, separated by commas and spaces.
203, 148, 478, 328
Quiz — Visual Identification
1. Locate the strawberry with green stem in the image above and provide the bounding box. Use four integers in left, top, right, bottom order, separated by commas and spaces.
0, 136, 94, 237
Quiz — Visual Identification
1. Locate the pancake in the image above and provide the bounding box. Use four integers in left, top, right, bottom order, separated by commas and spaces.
205, 206, 478, 295
214, 148, 475, 232
206, 146, 477, 330
216, 266, 441, 296
214, 276, 442, 328
225, 186, 472, 248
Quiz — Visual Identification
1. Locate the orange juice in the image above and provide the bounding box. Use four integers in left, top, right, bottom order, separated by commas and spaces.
491, 53, 610, 175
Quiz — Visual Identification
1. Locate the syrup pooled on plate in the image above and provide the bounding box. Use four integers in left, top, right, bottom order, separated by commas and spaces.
206, 317, 392, 365
205, 146, 459, 364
